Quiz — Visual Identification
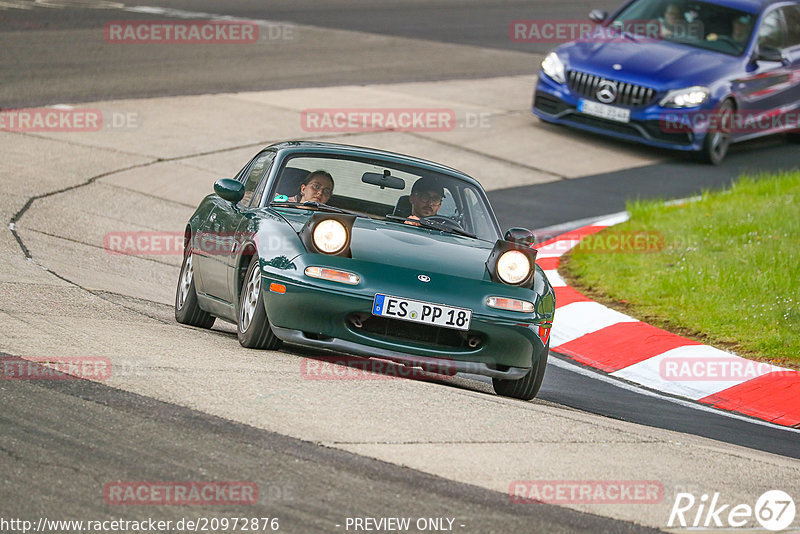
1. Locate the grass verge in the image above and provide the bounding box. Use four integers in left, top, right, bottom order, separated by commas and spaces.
561, 170, 800, 369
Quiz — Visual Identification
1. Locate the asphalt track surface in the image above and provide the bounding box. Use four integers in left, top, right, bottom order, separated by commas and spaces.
2, 0, 800, 531
2, 363, 656, 533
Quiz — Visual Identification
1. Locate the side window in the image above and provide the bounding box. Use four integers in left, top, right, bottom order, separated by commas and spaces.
757, 9, 786, 49
780, 6, 800, 47
463, 188, 494, 239
240, 152, 275, 207
438, 187, 459, 218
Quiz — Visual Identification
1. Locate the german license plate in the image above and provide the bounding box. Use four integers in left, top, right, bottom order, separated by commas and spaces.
372, 294, 472, 331
578, 99, 630, 123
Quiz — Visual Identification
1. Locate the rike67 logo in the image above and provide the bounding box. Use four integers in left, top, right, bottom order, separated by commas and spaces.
668, 490, 796, 531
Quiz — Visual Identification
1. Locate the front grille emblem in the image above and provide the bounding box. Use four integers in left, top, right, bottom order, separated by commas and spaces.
596, 80, 618, 104
417, 274, 430, 283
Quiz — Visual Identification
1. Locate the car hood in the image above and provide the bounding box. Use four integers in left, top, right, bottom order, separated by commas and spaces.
560, 39, 740, 89
350, 219, 496, 279
278, 210, 496, 280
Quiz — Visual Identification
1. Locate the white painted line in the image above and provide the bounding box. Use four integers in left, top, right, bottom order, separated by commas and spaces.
543, 269, 566, 287
550, 301, 637, 347
124, 4, 297, 27
533, 212, 624, 238
549, 356, 800, 433
610, 345, 781, 400
535, 239, 581, 258
591, 211, 630, 227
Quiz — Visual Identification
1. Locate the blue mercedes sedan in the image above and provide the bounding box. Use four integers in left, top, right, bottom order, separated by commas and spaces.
532, 0, 800, 163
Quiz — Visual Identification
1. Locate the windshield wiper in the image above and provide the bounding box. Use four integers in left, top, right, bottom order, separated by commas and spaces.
607, 21, 641, 42
385, 215, 477, 239
270, 201, 363, 217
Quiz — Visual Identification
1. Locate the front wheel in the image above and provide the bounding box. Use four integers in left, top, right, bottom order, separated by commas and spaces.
492, 342, 549, 401
699, 100, 734, 165
237, 255, 281, 350
175, 250, 216, 328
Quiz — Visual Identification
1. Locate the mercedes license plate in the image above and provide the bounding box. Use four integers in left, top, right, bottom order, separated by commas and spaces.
578, 99, 631, 123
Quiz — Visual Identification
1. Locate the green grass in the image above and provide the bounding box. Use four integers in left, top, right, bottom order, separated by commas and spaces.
563, 170, 800, 368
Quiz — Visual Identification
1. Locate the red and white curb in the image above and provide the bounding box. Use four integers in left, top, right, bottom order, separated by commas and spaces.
535, 214, 800, 429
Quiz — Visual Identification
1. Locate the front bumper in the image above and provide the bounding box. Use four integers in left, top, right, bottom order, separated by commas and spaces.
533, 73, 711, 152
260, 254, 552, 377
271, 326, 529, 379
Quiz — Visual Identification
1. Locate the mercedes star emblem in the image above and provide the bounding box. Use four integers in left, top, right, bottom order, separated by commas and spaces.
596, 80, 618, 104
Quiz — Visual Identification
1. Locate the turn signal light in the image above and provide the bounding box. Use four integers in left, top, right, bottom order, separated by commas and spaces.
269, 283, 286, 294
305, 266, 360, 285
486, 296, 534, 313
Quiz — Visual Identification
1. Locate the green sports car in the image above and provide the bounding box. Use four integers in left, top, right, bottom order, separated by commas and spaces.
175, 141, 555, 400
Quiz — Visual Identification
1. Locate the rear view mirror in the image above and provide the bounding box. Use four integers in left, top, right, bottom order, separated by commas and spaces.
362, 171, 406, 190
214, 178, 245, 204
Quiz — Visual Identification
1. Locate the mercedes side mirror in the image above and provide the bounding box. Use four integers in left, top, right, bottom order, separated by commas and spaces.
756, 45, 787, 64
589, 9, 608, 23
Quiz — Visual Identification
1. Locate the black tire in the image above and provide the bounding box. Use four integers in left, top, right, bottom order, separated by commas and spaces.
492, 342, 549, 401
699, 99, 734, 165
175, 249, 216, 328
237, 255, 281, 350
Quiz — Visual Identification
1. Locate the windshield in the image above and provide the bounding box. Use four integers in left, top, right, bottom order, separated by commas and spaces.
267, 153, 501, 242
610, 0, 756, 56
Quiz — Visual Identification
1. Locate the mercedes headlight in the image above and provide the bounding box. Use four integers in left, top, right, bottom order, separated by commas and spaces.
659, 86, 710, 108
496, 250, 532, 285
313, 219, 348, 254
541, 52, 566, 84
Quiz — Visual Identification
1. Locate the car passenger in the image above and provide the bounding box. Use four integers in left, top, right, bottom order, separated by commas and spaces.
288, 170, 334, 204
731, 15, 752, 44
660, 3, 684, 37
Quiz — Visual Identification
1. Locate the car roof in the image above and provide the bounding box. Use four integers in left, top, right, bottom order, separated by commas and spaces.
264, 141, 482, 188
700, 0, 793, 14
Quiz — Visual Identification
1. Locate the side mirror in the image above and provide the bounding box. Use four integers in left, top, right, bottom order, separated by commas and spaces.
589, 9, 608, 23
756, 45, 786, 64
214, 178, 245, 204
504, 227, 536, 247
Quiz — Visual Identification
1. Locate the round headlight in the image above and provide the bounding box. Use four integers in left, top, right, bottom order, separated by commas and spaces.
496, 250, 531, 285
313, 219, 348, 254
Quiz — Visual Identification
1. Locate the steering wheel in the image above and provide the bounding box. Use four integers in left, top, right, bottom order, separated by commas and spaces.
424, 215, 465, 231
709, 34, 741, 52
